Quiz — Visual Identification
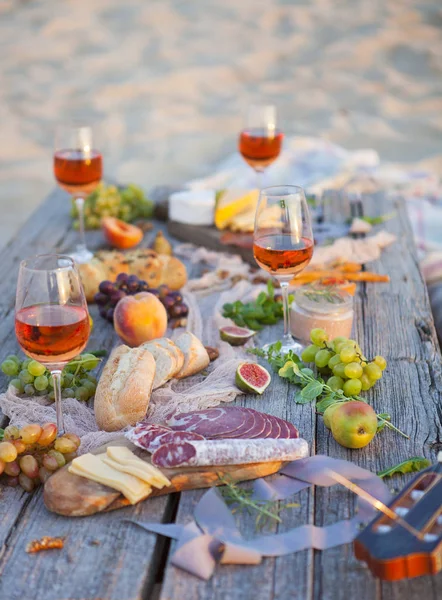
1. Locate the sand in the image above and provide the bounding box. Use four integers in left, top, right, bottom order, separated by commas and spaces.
0, 0, 441, 248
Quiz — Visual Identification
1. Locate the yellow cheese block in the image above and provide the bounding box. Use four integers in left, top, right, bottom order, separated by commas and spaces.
69, 453, 152, 505
102, 453, 170, 489
106, 446, 170, 488
214, 188, 259, 230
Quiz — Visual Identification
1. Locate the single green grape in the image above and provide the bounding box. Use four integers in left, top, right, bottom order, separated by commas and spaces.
80, 353, 100, 371
333, 363, 347, 379
21, 358, 31, 369
360, 374, 372, 391
27, 360, 46, 377
327, 376, 344, 392
48, 390, 56, 402
331, 336, 348, 347
19, 370, 34, 385
373, 355, 387, 371
61, 372, 74, 387
344, 362, 363, 379
80, 379, 97, 395
364, 363, 382, 382
86, 374, 98, 384
310, 328, 328, 347
9, 378, 24, 393
5, 355, 21, 366
328, 354, 342, 370
339, 345, 357, 364
315, 349, 332, 368
62, 387, 75, 399
343, 378, 362, 396
24, 383, 36, 396
301, 344, 320, 363
34, 375, 49, 392
75, 386, 90, 402
1, 359, 19, 376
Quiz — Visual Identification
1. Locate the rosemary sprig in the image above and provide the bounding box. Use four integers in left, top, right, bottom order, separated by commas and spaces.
218, 476, 288, 531
304, 289, 345, 304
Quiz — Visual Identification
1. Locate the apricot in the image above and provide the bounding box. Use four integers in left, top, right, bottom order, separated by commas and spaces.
114, 292, 168, 347
102, 217, 143, 250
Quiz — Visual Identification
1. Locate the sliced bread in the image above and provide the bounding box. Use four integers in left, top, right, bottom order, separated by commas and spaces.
174, 332, 210, 379
155, 338, 185, 376
141, 342, 176, 389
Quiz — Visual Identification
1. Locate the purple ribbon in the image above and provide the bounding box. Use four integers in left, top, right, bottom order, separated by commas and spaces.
127, 455, 391, 580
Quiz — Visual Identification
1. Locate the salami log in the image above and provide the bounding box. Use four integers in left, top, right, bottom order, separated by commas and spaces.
151, 438, 308, 468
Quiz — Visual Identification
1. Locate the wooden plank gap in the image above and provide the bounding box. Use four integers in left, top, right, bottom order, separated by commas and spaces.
141, 492, 181, 600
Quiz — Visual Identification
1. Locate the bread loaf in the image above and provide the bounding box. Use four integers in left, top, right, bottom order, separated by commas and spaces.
94, 345, 156, 432
78, 249, 187, 301
174, 332, 210, 379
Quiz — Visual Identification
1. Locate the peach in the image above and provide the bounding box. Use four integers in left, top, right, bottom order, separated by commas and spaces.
102, 217, 143, 250
114, 292, 168, 346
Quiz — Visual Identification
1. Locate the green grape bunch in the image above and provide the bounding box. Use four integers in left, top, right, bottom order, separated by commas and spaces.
1, 353, 102, 402
300, 328, 387, 397
0, 423, 81, 491
70, 183, 154, 230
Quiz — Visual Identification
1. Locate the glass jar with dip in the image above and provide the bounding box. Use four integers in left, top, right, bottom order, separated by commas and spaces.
290, 286, 354, 345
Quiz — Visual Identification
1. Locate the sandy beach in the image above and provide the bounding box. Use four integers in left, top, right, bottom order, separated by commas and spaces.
0, 0, 441, 248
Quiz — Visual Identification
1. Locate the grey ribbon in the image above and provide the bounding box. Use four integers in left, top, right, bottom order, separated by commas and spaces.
127, 455, 391, 580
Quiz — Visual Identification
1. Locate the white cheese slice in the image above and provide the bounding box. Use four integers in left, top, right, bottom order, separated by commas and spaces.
106, 446, 171, 488
69, 453, 152, 505
169, 190, 216, 226
102, 455, 167, 489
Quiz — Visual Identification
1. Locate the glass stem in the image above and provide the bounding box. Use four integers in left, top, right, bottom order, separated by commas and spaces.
255, 169, 264, 190
75, 197, 87, 255
51, 369, 65, 435
280, 281, 292, 343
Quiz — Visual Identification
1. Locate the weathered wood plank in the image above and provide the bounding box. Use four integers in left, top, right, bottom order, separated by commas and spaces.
314, 193, 442, 600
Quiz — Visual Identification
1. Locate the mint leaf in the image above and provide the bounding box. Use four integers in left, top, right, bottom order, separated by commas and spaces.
300, 380, 324, 401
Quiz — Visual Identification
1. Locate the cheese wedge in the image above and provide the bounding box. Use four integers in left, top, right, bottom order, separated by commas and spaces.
69, 453, 152, 505
102, 456, 167, 489
106, 446, 172, 489
214, 189, 259, 230
106, 446, 171, 488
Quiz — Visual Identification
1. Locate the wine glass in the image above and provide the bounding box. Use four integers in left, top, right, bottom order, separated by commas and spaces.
253, 185, 314, 353
238, 104, 284, 189
15, 255, 91, 434
54, 125, 103, 264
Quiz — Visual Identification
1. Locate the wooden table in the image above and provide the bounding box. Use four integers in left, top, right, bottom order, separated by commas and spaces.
0, 188, 441, 600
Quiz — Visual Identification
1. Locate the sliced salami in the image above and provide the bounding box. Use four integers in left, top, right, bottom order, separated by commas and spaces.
151, 438, 308, 468
126, 424, 172, 450
156, 431, 205, 446
167, 407, 249, 438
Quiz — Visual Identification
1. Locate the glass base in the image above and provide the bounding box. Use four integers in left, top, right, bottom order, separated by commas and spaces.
70, 247, 94, 264
262, 335, 305, 356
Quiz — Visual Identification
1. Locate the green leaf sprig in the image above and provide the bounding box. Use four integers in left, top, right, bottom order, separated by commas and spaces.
377, 457, 431, 478
222, 281, 293, 331
0, 429, 4, 441
252, 343, 409, 439
218, 476, 299, 531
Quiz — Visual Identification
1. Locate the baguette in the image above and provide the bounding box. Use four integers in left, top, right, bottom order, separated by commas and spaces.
174, 332, 210, 379
78, 249, 187, 301
94, 345, 156, 432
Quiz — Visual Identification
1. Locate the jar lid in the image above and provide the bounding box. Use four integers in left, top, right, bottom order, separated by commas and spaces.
292, 286, 353, 315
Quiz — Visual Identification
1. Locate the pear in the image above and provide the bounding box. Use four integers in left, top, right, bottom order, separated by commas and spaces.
330, 401, 377, 449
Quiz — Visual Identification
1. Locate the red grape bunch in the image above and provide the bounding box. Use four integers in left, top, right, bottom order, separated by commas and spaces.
0, 423, 80, 491
94, 273, 189, 328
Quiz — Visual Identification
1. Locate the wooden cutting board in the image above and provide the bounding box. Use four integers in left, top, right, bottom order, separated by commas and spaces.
44, 437, 286, 517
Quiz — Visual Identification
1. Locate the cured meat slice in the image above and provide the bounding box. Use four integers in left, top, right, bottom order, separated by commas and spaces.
126, 424, 172, 450
244, 408, 267, 438
167, 407, 249, 438
167, 407, 231, 432
210, 408, 256, 439
151, 438, 308, 468
274, 416, 299, 439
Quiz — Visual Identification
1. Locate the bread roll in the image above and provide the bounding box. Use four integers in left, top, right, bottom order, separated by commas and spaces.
78, 249, 187, 301
94, 345, 156, 432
